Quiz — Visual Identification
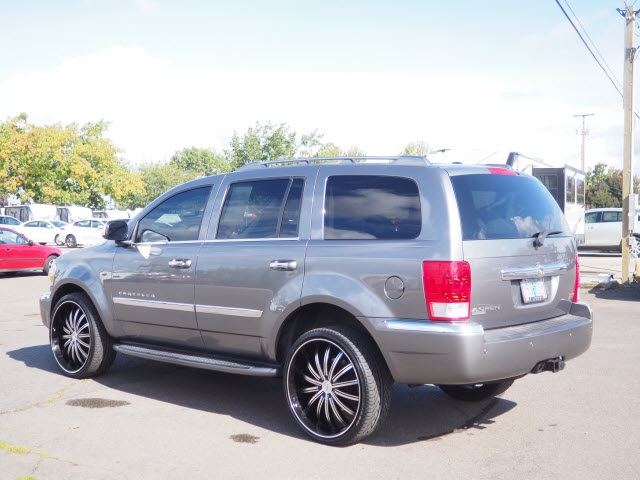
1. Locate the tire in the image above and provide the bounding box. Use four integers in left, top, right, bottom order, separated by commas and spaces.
54, 234, 62, 246
438, 379, 515, 402
630, 236, 640, 259
43, 255, 57, 275
65, 235, 77, 248
49, 292, 116, 378
284, 326, 392, 446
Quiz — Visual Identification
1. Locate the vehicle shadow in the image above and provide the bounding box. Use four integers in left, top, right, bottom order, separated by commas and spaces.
587, 282, 640, 302
8, 345, 516, 447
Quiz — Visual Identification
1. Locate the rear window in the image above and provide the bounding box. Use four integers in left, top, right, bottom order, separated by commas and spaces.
451, 174, 570, 240
324, 175, 421, 240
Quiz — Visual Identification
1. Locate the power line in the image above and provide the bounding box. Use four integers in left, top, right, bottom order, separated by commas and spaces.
554, 0, 624, 98
563, 0, 623, 92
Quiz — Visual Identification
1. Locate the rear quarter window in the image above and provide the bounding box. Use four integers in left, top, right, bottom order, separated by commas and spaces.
451, 174, 570, 240
324, 175, 421, 240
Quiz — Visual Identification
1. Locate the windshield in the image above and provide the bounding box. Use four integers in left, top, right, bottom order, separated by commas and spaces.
450, 173, 570, 240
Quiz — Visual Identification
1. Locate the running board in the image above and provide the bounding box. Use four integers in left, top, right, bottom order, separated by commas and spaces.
113, 343, 281, 377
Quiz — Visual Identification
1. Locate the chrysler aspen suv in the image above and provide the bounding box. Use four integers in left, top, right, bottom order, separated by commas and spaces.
40, 156, 593, 445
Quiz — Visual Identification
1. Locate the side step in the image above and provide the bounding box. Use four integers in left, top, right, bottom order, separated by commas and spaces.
113, 343, 281, 377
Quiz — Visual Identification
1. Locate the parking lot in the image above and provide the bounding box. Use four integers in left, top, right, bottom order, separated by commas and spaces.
1, 257, 639, 480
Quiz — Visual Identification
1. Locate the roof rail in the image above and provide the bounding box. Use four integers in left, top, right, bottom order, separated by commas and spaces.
237, 155, 431, 170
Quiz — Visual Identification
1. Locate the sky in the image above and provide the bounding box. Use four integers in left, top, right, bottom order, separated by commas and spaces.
0, 0, 637, 175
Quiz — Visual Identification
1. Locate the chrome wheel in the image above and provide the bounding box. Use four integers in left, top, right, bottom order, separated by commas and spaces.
49, 293, 116, 378
51, 300, 92, 374
284, 327, 391, 445
287, 338, 360, 439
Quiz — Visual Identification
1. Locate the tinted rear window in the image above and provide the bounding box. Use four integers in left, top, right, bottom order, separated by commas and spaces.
324, 175, 421, 240
451, 174, 570, 240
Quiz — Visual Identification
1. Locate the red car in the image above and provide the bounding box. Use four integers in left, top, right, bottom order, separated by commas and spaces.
0, 226, 61, 274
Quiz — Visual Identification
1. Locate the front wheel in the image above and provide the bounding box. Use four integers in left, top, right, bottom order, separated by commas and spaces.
49, 292, 116, 378
284, 326, 392, 445
54, 234, 63, 246
438, 379, 515, 402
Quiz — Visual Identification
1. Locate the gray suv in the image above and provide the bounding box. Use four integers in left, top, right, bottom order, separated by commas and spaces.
40, 156, 593, 445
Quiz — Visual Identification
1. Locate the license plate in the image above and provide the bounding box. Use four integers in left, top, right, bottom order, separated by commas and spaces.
520, 278, 547, 303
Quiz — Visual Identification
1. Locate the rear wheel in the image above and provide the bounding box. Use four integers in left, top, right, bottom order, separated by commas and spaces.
284, 326, 392, 445
65, 235, 77, 248
438, 379, 514, 402
49, 292, 116, 378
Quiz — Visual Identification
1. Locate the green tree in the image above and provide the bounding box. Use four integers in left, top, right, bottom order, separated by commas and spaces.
586, 162, 640, 209
315, 143, 367, 158
225, 122, 324, 170
130, 162, 198, 208
400, 141, 432, 156
0, 114, 144, 209
169, 147, 230, 176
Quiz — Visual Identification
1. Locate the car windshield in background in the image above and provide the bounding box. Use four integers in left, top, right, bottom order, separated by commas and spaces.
451, 174, 570, 240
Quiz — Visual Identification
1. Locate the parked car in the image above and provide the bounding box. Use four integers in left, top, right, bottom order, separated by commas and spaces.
580, 208, 640, 256
0, 215, 21, 226
0, 226, 61, 274
40, 157, 593, 445
56, 219, 106, 248
14, 220, 67, 245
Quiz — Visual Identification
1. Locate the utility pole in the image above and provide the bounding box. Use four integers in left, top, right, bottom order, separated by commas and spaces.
574, 113, 593, 172
619, 3, 637, 283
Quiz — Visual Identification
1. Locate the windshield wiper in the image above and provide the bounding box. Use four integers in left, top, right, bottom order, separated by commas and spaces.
532, 230, 563, 248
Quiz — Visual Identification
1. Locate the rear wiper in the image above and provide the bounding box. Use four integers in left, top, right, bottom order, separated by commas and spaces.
532, 230, 563, 248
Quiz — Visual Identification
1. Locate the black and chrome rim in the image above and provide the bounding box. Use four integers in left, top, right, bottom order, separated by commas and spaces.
50, 300, 92, 374
286, 338, 361, 439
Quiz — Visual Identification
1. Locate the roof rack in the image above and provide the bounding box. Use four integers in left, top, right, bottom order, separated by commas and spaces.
237, 155, 431, 171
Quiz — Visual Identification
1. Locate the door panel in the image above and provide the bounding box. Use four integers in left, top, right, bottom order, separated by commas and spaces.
109, 185, 213, 347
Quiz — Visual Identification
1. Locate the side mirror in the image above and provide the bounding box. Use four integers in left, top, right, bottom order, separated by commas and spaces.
104, 220, 129, 242
28, 239, 34, 246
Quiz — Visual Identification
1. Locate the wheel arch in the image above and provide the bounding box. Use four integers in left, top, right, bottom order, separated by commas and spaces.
274, 302, 388, 372
50, 279, 117, 336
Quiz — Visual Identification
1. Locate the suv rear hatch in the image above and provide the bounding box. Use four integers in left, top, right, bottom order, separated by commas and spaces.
448, 167, 577, 330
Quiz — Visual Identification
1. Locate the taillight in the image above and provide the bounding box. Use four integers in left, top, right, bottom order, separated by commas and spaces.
572, 254, 580, 302
423, 261, 471, 321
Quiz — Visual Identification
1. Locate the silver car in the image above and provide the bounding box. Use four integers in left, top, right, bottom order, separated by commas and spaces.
40, 157, 593, 445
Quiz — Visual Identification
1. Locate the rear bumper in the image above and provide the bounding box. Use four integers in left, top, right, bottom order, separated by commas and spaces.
371, 302, 593, 385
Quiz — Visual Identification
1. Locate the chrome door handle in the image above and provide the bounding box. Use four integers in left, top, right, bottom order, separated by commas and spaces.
168, 258, 192, 269
269, 260, 297, 271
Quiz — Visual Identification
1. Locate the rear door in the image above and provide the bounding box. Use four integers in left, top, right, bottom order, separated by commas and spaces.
450, 170, 577, 330
194, 171, 311, 358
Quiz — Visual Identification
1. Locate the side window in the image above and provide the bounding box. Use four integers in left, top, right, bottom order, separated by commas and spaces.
136, 186, 212, 243
217, 178, 302, 240
585, 212, 599, 224
602, 211, 619, 223
324, 175, 421, 240
280, 179, 304, 238
77, 220, 90, 228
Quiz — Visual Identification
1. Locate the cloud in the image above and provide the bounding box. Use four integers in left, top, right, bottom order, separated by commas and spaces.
0, 46, 635, 176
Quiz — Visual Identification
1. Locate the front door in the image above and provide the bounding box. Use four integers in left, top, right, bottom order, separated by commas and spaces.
110, 185, 214, 348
